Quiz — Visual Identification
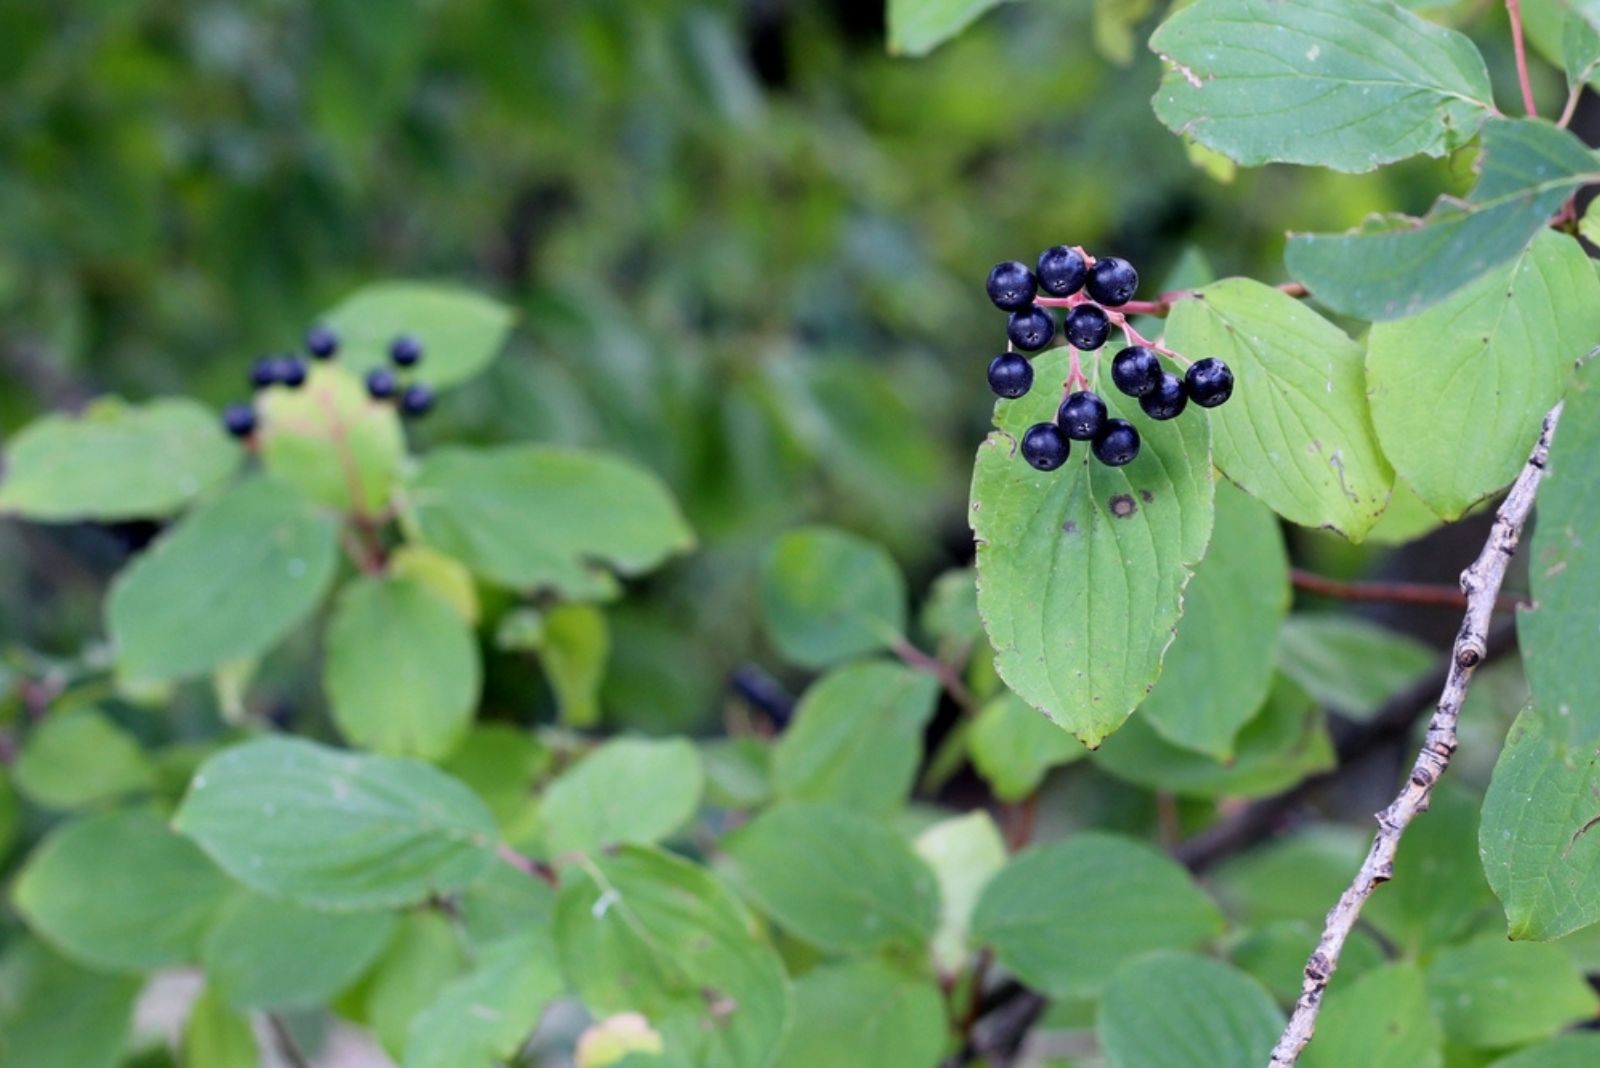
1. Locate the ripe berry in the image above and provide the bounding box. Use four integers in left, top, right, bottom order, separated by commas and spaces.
366, 368, 398, 400
987, 352, 1034, 399
278, 357, 308, 389
1020, 423, 1070, 471
1064, 304, 1111, 350
1111, 346, 1162, 397
1139, 372, 1188, 420
1007, 306, 1056, 352
222, 403, 256, 438
400, 383, 435, 418
1036, 246, 1088, 297
1093, 419, 1140, 466
986, 261, 1038, 312
249, 357, 279, 390
1185, 358, 1234, 408
1087, 257, 1139, 307
306, 325, 339, 359
1057, 390, 1107, 441
390, 335, 424, 367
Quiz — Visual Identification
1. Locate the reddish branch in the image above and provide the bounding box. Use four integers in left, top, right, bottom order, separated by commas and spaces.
1507, 0, 1539, 118
1290, 568, 1524, 613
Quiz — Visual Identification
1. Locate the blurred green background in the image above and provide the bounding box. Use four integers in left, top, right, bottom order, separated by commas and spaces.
1, 0, 1509, 734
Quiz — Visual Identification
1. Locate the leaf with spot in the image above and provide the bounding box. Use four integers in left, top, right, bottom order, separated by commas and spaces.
1149, 0, 1493, 173
1165, 278, 1392, 538
1287, 119, 1600, 320
971, 348, 1214, 747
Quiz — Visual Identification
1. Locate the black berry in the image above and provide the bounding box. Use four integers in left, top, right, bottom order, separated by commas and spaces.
1057, 390, 1107, 441
1036, 246, 1088, 297
306, 325, 339, 359
222, 403, 256, 439
986, 261, 1037, 312
1093, 419, 1140, 466
987, 353, 1034, 399
1020, 423, 1070, 471
366, 368, 398, 400
400, 383, 435, 418
1185, 358, 1234, 408
1064, 304, 1111, 350
1139, 372, 1188, 420
278, 357, 307, 389
1087, 257, 1139, 307
1007, 306, 1056, 352
1111, 346, 1163, 397
390, 335, 424, 367
250, 357, 279, 390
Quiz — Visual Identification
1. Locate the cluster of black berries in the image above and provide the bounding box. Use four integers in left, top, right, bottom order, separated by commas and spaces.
982, 246, 1233, 472
221, 326, 436, 439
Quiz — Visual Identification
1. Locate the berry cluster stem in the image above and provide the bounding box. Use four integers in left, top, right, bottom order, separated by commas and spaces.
1269, 402, 1563, 1066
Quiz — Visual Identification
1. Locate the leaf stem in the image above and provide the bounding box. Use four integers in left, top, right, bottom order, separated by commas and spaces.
893, 638, 979, 716
497, 843, 559, 886
1290, 568, 1523, 612
1507, 0, 1539, 118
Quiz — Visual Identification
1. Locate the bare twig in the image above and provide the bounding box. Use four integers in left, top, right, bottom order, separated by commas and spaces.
1290, 568, 1523, 613
1270, 403, 1562, 1065
1507, 0, 1539, 119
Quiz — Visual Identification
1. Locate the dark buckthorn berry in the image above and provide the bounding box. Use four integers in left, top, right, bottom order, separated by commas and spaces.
1093, 419, 1140, 466
1087, 257, 1139, 307
306, 325, 339, 359
1064, 304, 1111, 350
986, 261, 1038, 312
400, 383, 435, 418
987, 352, 1034, 399
1007, 305, 1055, 352
222, 403, 257, 439
249, 357, 279, 390
390, 334, 424, 367
1111, 346, 1162, 397
279, 357, 307, 389
1036, 246, 1088, 297
366, 368, 398, 400
1139, 372, 1188, 420
1185, 358, 1234, 408
1020, 422, 1070, 471
1057, 390, 1107, 441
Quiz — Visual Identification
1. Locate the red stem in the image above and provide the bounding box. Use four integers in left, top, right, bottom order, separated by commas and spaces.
1291, 568, 1523, 613
1507, 0, 1539, 117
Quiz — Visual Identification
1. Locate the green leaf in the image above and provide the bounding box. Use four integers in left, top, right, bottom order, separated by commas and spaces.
914, 812, 1007, 974
1286, 119, 1600, 320
1210, 827, 1369, 925
721, 803, 940, 954
1276, 615, 1435, 720
174, 736, 498, 910
403, 934, 563, 1068
1165, 278, 1393, 538
1301, 964, 1441, 1068
257, 363, 406, 514
1230, 920, 1386, 1005
1365, 786, 1493, 952
13, 709, 154, 810
1520, 354, 1600, 738
107, 477, 340, 684
1480, 705, 1600, 940
324, 573, 482, 761
536, 602, 610, 728
0, 397, 240, 521
920, 567, 983, 653
1148, 0, 1492, 172
391, 544, 480, 623
1491, 1035, 1600, 1067
539, 737, 703, 857
760, 526, 906, 669
972, 348, 1215, 747
1095, 675, 1335, 799
409, 445, 694, 600
1368, 232, 1600, 520
968, 691, 1089, 802
700, 737, 773, 810
555, 845, 792, 1068
1564, 7, 1600, 91
458, 861, 556, 951
201, 888, 397, 1011
0, 939, 141, 1068
365, 912, 469, 1056
321, 281, 514, 389
1098, 952, 1283, 1068
772, 661, 939, 816
887, 0, 1009, 57
971, 832, 1225, 998
441, 724, 549, 835
13, 807, 230, 973
771, 958, 946, 1068
1139, 481, 1289, 758
1426, 939, 1599, 1047
1367, 480, 1448, 545
182, 985, 259, 1068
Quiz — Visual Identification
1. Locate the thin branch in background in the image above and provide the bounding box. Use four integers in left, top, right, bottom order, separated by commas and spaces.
1507, 0, 1539, 117
267, 1013, 313, 1068
1269, 402, 1562, 1065
1290, 568, 1524, 613
893, 638, 979, 716
496, 843, 559, 887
